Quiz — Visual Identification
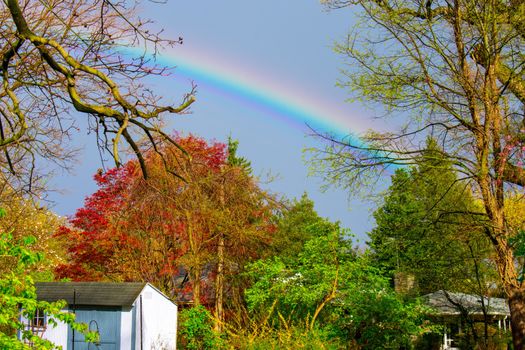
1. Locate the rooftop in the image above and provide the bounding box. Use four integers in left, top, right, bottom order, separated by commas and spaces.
35, 282, 147, 307
423, 290, 509, 317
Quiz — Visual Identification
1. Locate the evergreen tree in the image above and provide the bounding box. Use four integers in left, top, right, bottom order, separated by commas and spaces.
369, 139, 494, 295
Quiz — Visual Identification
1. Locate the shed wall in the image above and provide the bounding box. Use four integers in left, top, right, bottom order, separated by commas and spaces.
135, 284, 177, 349
120, 306, 133, 350
19, 283, 176, 350
20, 312, 69, 349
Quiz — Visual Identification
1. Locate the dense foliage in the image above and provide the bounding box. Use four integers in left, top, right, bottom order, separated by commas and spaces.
245, 206, 428, 349
57, 136, 275, 319
0, 132, 512, 348
313, 0, 525, 347
0, 211, 96, 348
55, 164, 134, 281
177, 305, 223, 350
369, 139, 494, 295
0, 188, 65, 280
2, 0, 518, 347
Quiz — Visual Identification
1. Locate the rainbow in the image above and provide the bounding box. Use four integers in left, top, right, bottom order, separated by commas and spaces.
122, 46, 369, 143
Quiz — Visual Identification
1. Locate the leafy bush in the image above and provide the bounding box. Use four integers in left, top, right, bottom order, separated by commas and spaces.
245, 223, 429, 349
232, 326, 347, 350
178, 305, 223, 350
0, 209, 97, 349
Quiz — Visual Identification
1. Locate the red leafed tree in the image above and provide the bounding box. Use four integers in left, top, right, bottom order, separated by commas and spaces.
56, 135, 275, 306
55, 162, 136, 281
110, 135, 228, 301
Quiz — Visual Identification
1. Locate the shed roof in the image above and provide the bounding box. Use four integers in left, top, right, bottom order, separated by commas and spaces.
35, 282, 147, 307
423, 290, 510, 317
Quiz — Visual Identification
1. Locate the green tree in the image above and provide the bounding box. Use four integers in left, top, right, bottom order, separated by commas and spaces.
311, 0, 525, 347
0, 214, 96, 348
369, 139, 494, 295
270, 193, 324, 263
245, 218, 427, 349
0, 186, 65, 279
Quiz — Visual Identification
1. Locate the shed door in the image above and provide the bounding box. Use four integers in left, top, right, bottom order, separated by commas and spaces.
68, 307, 121, 350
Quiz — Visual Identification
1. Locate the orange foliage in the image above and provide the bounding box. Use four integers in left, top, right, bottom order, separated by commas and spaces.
56, 135, 276, 303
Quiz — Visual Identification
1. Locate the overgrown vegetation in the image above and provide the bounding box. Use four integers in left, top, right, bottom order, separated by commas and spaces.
0, 210, 97, 349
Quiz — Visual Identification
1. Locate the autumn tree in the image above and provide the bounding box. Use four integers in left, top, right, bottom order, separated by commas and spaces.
311, 0, 525, 347
1, 0, 194, 194
57, 135, 275, 314
212, 137, 276, 330
0, 185, 66, 279
117, 135, 230, 303
54, 163, 134, 281
115, 136, 275, 319
55, 137, 216, 294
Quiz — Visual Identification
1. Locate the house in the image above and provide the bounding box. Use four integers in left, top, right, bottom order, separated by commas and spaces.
423, 290, 510, 350
20, 282, 178, 350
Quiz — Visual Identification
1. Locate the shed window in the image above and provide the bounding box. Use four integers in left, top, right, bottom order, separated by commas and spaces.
31, 309, 46, 328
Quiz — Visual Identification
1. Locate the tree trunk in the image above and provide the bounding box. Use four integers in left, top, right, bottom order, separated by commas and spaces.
214, 233, 225, 332
490, 232, 525, 350
192, 268, 201, 306
488, 226, 525, 350
215, 180, 225, 332
508, 287, 525, 350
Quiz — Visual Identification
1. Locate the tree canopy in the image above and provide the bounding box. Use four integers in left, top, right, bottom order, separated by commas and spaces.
369, 138, 494, 295
311, 1, 525, 347
246, 215, 428, 350
0, 212, 96, 349
56, 135, 275, 309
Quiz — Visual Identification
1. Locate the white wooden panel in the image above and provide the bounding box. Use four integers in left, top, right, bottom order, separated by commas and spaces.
137, 284, 178, 350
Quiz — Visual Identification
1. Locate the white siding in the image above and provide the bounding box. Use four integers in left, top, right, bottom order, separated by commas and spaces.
135, 284, 178, 350
120, 306, 133, 349
20, 311, 69, 349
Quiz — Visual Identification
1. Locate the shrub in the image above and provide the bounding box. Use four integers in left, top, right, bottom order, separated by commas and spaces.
178, 305, 222, 350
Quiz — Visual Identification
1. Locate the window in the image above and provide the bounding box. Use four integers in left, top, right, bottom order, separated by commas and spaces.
31, 309, 46, 328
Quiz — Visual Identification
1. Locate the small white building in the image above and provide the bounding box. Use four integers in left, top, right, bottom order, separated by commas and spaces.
21, 282, 178, 350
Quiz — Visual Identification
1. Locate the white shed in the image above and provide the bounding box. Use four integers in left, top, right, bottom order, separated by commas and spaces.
20, 282, 178, 350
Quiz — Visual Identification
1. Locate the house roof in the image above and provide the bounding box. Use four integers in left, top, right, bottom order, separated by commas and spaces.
423, 290, 510, 317
35, 282, 148, 307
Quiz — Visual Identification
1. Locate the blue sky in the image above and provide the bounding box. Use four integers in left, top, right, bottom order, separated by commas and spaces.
51, 1, 388, 243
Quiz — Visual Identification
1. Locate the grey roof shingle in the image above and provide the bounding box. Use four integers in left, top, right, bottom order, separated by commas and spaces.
423, 290, 510, 316
35, 282, 147, 307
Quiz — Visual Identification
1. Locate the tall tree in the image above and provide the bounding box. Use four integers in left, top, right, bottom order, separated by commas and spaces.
117, 135, 228, 302
57, 135, 275, 313
311, 1, 525, 347
270, 193, 324, 264
369, 139, 493, 295
56, 136, 226, 297
214, 137, 257, 330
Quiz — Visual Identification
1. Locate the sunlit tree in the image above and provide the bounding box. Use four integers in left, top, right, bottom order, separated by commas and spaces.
311, 1, 525, 346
